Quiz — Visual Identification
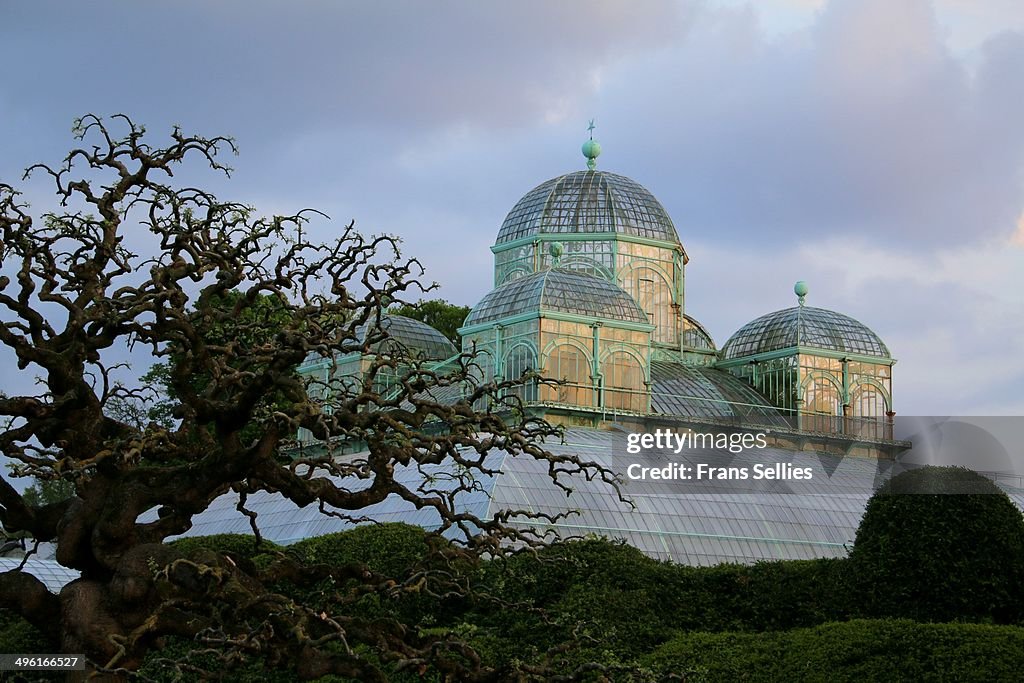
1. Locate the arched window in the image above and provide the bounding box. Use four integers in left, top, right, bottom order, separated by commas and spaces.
802, 373, 843, 433
545, 343, 591, 407
504, 344, 538, 402
621, 267, 676, 346
602, 351, 644, 412
852, 383, 888, 418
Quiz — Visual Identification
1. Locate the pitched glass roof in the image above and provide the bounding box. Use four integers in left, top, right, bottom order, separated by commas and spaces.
722, 306, 891, 360
495, 170, 680, 245
463, 269, 649, 327
650, 362, 786, 423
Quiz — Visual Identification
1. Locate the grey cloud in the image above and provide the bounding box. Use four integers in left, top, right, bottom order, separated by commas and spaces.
595, 0, 1024, 245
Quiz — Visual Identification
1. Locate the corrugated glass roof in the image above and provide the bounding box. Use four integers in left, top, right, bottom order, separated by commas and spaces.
722, 306, 891, 360
463, 269, 649, 327
495, 170, 680, 245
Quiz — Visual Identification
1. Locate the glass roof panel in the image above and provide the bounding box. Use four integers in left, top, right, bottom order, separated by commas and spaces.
650, 361, 787, 423
146, 429, 1024, 568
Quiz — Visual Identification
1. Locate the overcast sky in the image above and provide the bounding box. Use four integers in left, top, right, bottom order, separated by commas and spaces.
2, 0, 1023, 415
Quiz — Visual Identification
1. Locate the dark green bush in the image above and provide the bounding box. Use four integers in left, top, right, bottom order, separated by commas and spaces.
287, 523, 440, 577
850, 465, 1024, 623
169, 533, 283, 559
0, 607, 56, 654
468, 539, 855, 669
643, 619, 1024, 682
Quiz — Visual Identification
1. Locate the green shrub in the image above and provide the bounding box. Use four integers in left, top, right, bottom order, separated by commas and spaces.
644, 619, 1024, 682
0, 607, 56, 654
169, 533, 283, 559
850, 465, 1024, 623
287, 523, 441, 577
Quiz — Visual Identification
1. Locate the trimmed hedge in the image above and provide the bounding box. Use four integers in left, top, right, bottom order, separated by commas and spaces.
643, 619, 1024, 682
468, 539, 856, 668
286, 523, 441, 577
850, 466, 1024, 623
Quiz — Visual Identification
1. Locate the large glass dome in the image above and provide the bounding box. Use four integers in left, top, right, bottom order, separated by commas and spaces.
464, 268, 649, 327
495, 170, 680, 245
722, 306, 891, 360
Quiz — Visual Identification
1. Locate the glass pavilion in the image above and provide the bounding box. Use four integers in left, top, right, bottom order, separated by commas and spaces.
454, 134, 897, 436
238, 130, 915, 568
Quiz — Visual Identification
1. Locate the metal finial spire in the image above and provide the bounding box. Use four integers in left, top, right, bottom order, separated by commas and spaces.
794, 281, 808, 307
582, 120, 601, 171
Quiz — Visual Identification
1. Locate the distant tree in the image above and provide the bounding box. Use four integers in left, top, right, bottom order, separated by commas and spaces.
140, 289, 298, 440
20, 478, 75, 509
0, 115, 617, 679
389, 298, 470, 345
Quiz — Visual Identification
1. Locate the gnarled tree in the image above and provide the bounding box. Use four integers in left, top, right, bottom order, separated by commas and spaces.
0, 115, 618, 679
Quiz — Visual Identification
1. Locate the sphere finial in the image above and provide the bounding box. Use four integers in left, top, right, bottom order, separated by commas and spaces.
582, 119, 601, 170
549, 241, 564, 267
794, 280, 809, 306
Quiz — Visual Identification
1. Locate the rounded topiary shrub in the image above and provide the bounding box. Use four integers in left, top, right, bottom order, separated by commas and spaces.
850, 465, 1024, 623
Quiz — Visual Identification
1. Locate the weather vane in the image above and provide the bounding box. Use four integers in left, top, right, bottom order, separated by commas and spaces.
582, 120, 601, 170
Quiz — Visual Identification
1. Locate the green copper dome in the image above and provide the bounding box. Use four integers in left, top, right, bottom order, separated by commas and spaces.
495, 170, 680, 246
463, 268, 650, 327
722, 306, 891, 360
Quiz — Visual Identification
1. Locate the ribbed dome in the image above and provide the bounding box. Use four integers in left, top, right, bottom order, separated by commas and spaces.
496, 170, 679, 245
355, 315, 457, 360
464, 269, 649, 327
722, 306, 890, 360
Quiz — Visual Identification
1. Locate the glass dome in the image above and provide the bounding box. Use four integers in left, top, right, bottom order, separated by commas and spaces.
722, 306, 891, 360
495, 170, 680, 245
356, 314, 457, 360
682, 314, 716, 351
464, 269, 649, 327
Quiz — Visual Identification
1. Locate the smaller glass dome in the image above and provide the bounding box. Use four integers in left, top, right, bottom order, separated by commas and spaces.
722, 306, 890, 360
682, 314, 716, 351
356, 315, 457, 360
464, 269, 649, 327
496, 170, 680, 245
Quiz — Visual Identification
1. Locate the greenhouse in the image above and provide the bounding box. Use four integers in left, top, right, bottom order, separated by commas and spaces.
280, 129, 913, 566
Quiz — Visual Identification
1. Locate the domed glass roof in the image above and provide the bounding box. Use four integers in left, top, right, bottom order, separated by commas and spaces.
722, 306, 891, 360
495, 170, 680, 245
682, 314, 716, 351
356, 315, 457, 360
464, 268, 649, 327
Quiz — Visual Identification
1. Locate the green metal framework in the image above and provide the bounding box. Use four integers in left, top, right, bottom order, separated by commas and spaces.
719, 305, 894, 420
